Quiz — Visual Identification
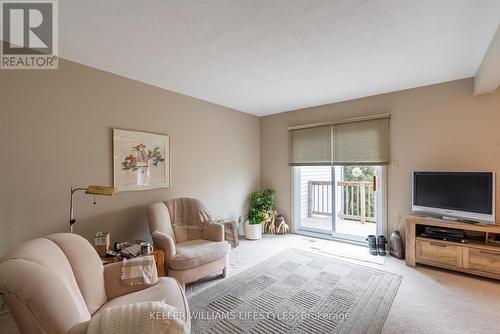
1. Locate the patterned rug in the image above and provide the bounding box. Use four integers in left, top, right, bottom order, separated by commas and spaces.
188, 248, 402, 334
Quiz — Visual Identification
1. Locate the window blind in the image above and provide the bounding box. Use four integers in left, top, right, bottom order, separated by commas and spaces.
289, 125, 332, 166
288, 114, 390, 166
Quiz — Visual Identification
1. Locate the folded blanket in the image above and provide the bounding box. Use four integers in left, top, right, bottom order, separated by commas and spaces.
165, 198, 212, 231
121, 255, 155, 286
87, 301, 187, 334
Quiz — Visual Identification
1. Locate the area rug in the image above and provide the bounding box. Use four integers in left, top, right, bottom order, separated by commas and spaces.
188, 248, 402, 334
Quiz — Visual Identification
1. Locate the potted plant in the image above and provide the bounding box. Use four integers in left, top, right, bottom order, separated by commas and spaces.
246, 189, 276, 240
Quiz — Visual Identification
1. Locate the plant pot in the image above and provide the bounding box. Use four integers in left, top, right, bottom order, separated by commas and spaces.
245, 221, 262, 240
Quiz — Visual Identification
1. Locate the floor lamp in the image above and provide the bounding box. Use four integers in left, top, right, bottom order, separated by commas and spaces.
69, 185, 117, 233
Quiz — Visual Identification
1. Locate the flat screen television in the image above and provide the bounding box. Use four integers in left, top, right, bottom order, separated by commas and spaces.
412, 172, 495, 224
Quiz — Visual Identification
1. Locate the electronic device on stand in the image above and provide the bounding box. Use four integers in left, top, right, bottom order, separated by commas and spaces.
412, 171, 495, 224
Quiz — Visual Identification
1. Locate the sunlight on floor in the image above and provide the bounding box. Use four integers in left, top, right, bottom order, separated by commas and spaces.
301, 215, 376, 237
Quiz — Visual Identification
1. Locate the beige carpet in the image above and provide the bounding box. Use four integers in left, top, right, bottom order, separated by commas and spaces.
3, 234, 500, 333
186, 235, 500, 334
311, 240, 386, 265
188, 248, 401, 333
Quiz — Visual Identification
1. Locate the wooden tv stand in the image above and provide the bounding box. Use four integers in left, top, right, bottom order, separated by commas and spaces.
406, 215, 500, 280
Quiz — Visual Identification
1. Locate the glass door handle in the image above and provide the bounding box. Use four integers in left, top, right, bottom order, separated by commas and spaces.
373, 176, 377, 192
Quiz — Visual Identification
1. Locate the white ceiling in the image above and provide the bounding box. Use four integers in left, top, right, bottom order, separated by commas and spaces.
60, 1, 500, 116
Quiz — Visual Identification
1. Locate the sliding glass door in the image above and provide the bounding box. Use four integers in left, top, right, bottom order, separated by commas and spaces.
294, 166, 333, 234
332, 166, 383, 242
294, 165, 384, 243
289, 114, 390, 243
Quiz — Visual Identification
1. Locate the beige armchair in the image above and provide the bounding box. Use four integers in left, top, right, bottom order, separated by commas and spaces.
0, 233, 189, 334
148, 199, 230, 288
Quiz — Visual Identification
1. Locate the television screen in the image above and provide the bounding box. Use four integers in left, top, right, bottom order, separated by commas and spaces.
413, 172, 494, 215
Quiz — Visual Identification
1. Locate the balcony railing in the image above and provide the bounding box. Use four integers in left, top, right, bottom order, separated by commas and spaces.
308, 181, 332, 216
308, 180, 376, 224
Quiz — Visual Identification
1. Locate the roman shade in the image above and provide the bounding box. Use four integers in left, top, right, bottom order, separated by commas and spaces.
289, 114, 390, 166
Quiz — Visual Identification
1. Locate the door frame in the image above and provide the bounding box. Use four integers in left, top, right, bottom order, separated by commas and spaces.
291, 166, 388, 245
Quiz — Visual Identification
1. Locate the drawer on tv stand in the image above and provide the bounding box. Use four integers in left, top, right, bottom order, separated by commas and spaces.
416, 239, 463, 268
464, 247, 500, 275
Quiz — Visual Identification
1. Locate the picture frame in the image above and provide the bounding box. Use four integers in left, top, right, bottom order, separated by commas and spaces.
113, 128, 170, 191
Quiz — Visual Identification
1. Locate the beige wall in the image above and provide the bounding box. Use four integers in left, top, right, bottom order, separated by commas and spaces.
2, 64, 499, 255
260, 78, 500, 235
0, 59, 260, 255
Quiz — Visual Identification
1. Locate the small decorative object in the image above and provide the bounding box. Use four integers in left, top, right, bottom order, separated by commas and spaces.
69, 185, 117, 233
237, 216, 245, 236
276, 215, 289, 235
140, 242, 153, 255
263, 210, 278, 234
389, 230, 405, 259
113, 129, 170, 191
389, 215, 405, 259
114, 241, 122, 252
266, 214, 289, 235
94, 232, 110, 256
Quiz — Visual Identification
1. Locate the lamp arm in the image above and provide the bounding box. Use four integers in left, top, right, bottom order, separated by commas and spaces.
69, 187, 87, 233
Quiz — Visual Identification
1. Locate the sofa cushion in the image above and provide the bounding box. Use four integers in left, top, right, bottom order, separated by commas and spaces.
169, 240, 228, 271
47, 233, 107, 315
0, 238, 91, 332
148, 202, 176, 243
0, 257, 91, 334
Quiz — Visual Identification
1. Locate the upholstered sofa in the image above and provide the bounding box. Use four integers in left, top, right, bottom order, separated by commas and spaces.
0, 233, 190, 334
148, 200, 230, 288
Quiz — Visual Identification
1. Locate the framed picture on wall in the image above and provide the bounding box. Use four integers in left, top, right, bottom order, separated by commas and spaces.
113, 129, 170, 191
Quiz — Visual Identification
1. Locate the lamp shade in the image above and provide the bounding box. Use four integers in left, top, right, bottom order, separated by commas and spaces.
85, 185, 117, 196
